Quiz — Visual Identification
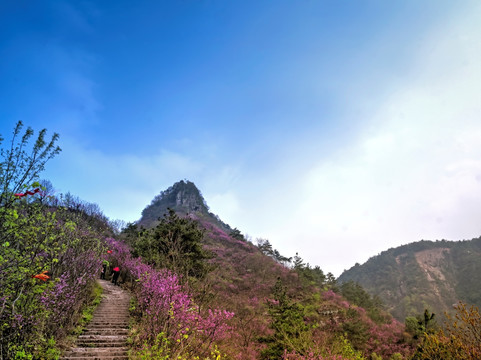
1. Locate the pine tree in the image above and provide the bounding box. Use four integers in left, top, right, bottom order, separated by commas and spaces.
133, 209, 213, 280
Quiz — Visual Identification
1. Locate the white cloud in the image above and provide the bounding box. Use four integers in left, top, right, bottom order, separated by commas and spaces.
240, 3, 481, 276
206, 191, 241, 224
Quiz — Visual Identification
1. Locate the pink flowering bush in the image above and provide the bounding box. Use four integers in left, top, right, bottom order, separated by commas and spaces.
106, 238, 234, 357
0, 200, 106, 358
41, 249, 102, 337
283, 352, 359, 360
321, 290, 412, 359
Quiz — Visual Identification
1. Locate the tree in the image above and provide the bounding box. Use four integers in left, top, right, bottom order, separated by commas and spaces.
230, 227, 245, 241
257, 238, 274, 256
340, 281, 387, 324
0, 123, 109, 359
412, 302, 480, 359
293, 253, 305, 270
256, 239, 291, 265
120, 222, 140, 245
0, 121, 61, 210
133, 208, 213, 280
260, 278, 310, 359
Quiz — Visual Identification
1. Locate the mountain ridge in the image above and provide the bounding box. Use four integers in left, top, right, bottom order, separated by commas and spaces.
338, 237, 481, 320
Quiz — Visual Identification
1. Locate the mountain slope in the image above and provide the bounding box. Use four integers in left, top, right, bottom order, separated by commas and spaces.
338, 238, 481, 320
128, 180, 413, 359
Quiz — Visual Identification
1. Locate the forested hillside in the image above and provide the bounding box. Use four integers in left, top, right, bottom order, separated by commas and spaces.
338, 238, 481, 320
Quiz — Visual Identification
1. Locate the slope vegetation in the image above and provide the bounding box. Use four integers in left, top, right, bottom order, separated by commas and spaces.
338, 238, 481, 320
123, 180, 415, 359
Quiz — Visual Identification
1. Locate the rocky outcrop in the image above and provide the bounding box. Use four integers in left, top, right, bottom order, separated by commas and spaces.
137, 180, 231, 232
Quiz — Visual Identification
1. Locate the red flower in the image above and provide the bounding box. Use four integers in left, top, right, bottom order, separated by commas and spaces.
113, 267, 120, 272
107, 250, 112, 254
32, 270, 50, 281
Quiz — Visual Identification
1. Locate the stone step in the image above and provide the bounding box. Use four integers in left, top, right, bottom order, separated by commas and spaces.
95, 307, 130, 310
62, 280, 131, 360
78, 335, 128, 341
82, 329, 129, 335
87, 325, 128, 329
76, 341, 127, 348
63, 347, 128, 357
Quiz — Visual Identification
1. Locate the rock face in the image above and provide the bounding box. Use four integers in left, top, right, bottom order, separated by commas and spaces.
338, 238, 481, 320
137, 180, 231, 232
61, 280, 130, 360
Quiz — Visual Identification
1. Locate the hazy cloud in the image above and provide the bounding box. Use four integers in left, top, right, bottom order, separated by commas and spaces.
256, 6, 481, 275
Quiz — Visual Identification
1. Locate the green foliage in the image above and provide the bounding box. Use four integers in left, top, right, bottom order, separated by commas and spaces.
290, 252, 329, 289
0, 200, 105, 357
80, 282, 103, 326
412, 302, 481, 359
336, 335, 366, 360
260, 278, 311, 359
256, 238, 292, 266
342, 308, 370, 350
0, 121, 61, 209
405, 309, 438, 342
12, 346, 33, 360
451, 238, 481, 306
121, 222, 141, 245
34, 337, 60, 360
133, 208, 213, 280
338, 238, 481, 320
340, 281, 387, 324
229, 228, 245, 241
130, 332, 226, 360
389, 353, 403, 360
0, 122, 112, 359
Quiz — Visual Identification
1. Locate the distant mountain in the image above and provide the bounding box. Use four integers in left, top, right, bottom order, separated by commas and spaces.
137, 180, 231, 232
338, 237, 481, 320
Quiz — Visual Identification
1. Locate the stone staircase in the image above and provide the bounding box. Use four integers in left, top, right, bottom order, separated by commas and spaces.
61, 279, 130, 360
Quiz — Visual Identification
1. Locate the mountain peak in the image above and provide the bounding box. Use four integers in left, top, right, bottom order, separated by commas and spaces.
163, 180, 209, 212
137, 180, 229, 231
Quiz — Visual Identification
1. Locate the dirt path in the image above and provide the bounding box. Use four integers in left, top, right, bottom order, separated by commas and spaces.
61, 279, 131, 360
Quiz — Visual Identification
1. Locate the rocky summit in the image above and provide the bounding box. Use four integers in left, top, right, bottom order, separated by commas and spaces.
137, 180, 230, 232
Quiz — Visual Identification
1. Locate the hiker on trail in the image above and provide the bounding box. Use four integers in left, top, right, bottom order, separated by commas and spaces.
100, 261, 108, 280
112, 266, 120, 285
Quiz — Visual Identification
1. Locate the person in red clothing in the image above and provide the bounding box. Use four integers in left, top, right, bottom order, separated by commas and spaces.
112, 266, 120, 285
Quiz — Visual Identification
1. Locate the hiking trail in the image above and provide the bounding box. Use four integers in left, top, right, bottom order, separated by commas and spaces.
61, 279, 130, 360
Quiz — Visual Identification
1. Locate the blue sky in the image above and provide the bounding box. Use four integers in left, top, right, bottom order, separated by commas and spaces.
1, 1, 481, 275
